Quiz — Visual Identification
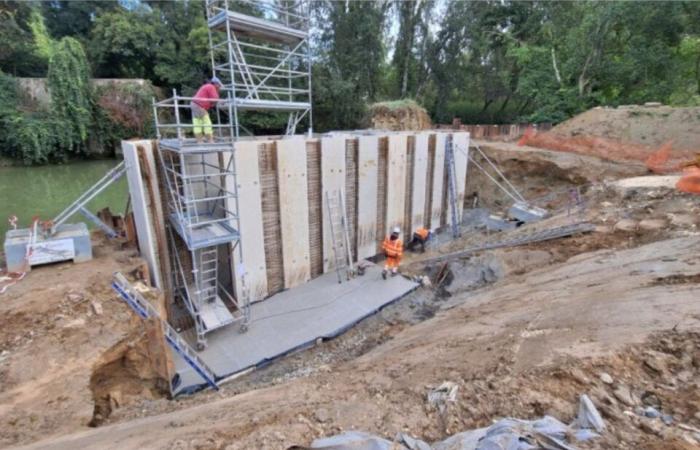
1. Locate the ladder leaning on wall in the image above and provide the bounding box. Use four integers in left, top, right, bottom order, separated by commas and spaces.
325, 189, 354, 283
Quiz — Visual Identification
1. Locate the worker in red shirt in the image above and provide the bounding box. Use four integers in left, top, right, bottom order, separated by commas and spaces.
381, 226, 403, 279
190, 77, 222, 143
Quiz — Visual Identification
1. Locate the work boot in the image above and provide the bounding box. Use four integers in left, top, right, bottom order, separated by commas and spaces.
381, 269, 387, 280
391, 270, 398, 277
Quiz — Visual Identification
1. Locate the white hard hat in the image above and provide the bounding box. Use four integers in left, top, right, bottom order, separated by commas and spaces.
392, 226, 401, 234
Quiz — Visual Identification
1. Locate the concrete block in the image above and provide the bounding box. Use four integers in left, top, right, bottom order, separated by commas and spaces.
4, 223, 92, 272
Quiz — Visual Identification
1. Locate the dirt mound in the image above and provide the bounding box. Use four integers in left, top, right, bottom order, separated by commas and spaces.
89, 330, 170, 427
552, 105, 700, 150
518, 106, 700, 170
368, 100, 432, 131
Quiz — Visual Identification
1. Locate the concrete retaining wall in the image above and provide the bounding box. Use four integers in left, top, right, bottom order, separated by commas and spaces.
124, 130, 470, 303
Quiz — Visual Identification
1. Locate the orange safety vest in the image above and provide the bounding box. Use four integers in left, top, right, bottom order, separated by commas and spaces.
415, 227, 429, 240
382, 236, 403, 258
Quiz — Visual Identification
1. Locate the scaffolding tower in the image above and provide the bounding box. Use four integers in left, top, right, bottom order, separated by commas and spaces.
152, 1, 311, 350
206, 0, 312, 136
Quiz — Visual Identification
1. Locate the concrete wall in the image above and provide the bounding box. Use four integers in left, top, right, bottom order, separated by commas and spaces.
127, 130, 470, 302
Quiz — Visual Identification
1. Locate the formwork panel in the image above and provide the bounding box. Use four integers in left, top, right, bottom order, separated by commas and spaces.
357, 135, 379, 260
431, 133, 447, 228
306, 140, 323, 278
321, 135, 347, 272
386, 134, 408, 235
259, 143, 284, 295
403, 137, 415, 236
276, 137, 311, 288
453, 132, 471, 219
345, 138, 358, 262
375, 137, 388, 253
231, 141, 268, 301
411, 132, 430, 230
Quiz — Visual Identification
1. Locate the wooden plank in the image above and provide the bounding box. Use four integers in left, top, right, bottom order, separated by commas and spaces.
357, 135, 379, 260
453, 131, 470, 219
430, 133, 446, 229
276, 137, 311, 288
230, 141, 268, 302
320, 136, 347, 272
385, 134, 408, 235
411, 132, 429, 231
122, 140, 163, 289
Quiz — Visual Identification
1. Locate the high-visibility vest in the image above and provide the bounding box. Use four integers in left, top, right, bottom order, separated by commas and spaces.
415, 227, 429, 240
382, 236, 403, 258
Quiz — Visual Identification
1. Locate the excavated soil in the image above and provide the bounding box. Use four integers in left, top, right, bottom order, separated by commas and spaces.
3, 143, 700, 449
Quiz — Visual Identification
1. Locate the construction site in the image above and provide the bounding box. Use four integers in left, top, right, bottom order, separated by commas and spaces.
1, 1, 700, 449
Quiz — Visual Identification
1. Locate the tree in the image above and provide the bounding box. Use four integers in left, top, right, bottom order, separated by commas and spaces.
0, 1, 47, 76
42, 0, 119, 41
391, 0, 433, 98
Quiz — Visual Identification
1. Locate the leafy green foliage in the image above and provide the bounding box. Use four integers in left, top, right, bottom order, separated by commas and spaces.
48, 37, 93, 153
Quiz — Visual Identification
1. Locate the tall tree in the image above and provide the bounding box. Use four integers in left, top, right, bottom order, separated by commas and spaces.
392, 0, 433, 98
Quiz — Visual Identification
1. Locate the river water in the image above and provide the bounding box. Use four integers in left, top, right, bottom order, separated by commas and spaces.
0, 159, 128, 237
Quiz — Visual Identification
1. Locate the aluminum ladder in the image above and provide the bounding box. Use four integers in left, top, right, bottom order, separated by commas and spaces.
445, 136, 461, 238
194, 247, 219, 305
325, 189, 354, 283
51, 160, 127, 236
111, 272, 219, 391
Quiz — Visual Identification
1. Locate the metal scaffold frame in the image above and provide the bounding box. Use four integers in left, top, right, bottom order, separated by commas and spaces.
205, 0, 312, 136
151, 0, 312, 350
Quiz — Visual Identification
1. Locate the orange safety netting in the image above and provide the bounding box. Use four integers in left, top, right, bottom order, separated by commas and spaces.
676, 166, 700, 195
517, 127, 697, 174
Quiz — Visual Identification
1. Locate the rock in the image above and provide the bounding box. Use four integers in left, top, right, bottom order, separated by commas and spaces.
668, 213, 697, 228
614, 219, 637, 232
643, 353, 667, 374
638, 219, 667, 231
662, 414, 673, 425
639, 419, 663, 435
66, 292, 84, 302
612, 385, 637, 407
420, 276, 432, 287
599, 372, 614, 384
314, 408, 331, 423
569, 368, 590, 385
644, 407, 661, 419
91, 301, 103, 316
641, 391, 661, 408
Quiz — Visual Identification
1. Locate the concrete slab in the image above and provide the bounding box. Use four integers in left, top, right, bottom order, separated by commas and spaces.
172, 263, 418, 393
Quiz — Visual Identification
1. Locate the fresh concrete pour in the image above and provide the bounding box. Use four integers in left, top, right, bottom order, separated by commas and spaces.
172, 263, 418, 393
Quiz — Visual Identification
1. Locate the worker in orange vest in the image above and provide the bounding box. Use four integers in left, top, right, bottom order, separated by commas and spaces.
407, 227, 432, 253
382, 226, 403, 279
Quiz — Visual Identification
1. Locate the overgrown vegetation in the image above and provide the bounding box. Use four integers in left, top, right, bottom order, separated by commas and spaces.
2, 0, 700, 161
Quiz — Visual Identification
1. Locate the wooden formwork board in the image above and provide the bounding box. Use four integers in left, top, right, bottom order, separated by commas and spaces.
276, 137, 311, 288
259, 143, 284, 295
231, 141, 268, 302
306, 140, 323, 278
375, 137, 388, 253
320, 135, 347, 273
345, 138, 358, 262
357, 135, 379, 260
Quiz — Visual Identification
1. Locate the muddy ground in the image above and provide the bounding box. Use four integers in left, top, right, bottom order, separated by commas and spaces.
2, 141, 700, 449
